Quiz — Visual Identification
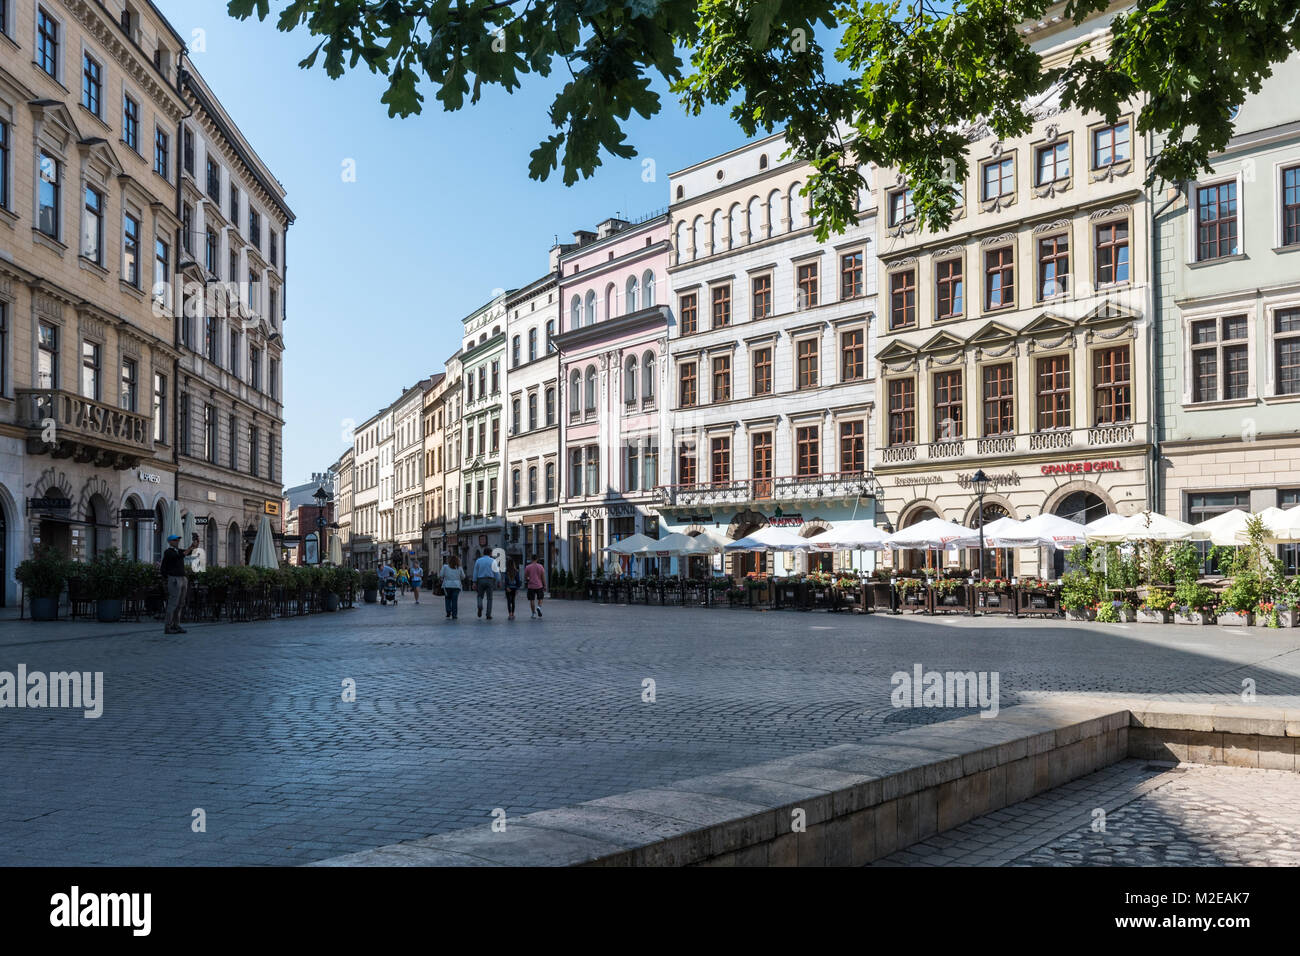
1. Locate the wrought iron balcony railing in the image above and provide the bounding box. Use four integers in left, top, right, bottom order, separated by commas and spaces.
655, 471, 876, 508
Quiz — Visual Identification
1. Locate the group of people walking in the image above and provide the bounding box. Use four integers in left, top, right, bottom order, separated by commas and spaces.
436, 551, 547, 622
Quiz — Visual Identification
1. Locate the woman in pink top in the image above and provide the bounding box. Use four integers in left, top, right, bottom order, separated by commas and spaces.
524, 555, 547, 619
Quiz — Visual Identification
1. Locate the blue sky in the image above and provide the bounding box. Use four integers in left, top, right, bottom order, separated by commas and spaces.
160, 0, 753, 486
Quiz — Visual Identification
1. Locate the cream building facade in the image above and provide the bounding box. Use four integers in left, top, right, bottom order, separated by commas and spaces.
455, 292, 509, 564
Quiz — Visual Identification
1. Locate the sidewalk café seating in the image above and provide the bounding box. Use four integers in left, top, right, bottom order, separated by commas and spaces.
973, 581, 1017, 615
929, 581, 974, 615
1016, 582, 1062, 616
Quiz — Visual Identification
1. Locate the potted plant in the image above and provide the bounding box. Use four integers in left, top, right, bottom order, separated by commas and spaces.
1116, 600, 1136, 623
1059, 549, 1100, 621
361, 569, 379, 603
16, 546, 68, 621
1173, 582, 1217, 625
1216, 574, 1259, 626
1136, 592, 1174, 624
88, 548, 132, 622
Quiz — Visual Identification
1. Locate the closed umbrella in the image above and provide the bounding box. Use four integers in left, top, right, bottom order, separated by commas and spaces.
329, 533, 343, 565
249, 515, 278, 569
164, 500, 183, 542
182, 511, 197, 548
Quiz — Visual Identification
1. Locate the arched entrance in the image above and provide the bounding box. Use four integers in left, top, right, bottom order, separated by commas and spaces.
802, 523, 833, 573
86, 494, 113, 558
205, 516, 218, 566
897, 506, 938, 572
1051, 490, 1108, 576
121, 495, 143, 561
966, 502, 1013, 578
0, 501, 7, 608
726, 510, 767, 578
227, 522, 241, 567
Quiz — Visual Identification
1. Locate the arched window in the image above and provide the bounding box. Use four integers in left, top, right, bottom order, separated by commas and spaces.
766, 189, 782, 237
528, 466, 538, 505
788, 181, 803, 230
511, 468, 521, 507
759, 153, 769, 170
747, 196, 762, 243
642, 351, 656, 401
729, 203, 744, 248
624, 355, 638, 405
585, 366, 597, 411
205, 515, 218, 562
545, 386, 555, 425
511, 335, 520, 367
511, 397, 521, 434
643, 269, 656, 307
570, 295, 580, 330
626, 276, 639, 313
711, 208, 725, 253
691, 215, 705, 260
528, 392, 537, 430
674, 220, 688, 264
676, 184, 684, 200
120, 495, 143, 560
584, 290, 596, 326
569, 370, 581, 417
546, 319, 555, 352
153, 500, 166, 560
527, 328, 537, 362
604, 283, 616, 321
227, 522, 241, 566
545, 462, 556, 501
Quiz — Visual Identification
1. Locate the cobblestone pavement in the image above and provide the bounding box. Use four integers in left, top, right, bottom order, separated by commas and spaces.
2, 600, 1300, 865
873, 760, 1300, 866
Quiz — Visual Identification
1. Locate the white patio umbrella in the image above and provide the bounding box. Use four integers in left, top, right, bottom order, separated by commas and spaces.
164, 500, 183, 542
603, 533, 657, 555
996, 513, 1088, 550
684, 530, 732, 554
951, 516, 1026, 549
724, 526, 814, 552
646, 532, 701, 556
1083, 512, 1129, 539
1236, 506, 1300, 544
249, 515, 279, 569
1194, 508, 1253, 547
885, 517, 973, 550
1087, 510, 1207, 543
329, 533, 343, 565
804, 520, 892, 551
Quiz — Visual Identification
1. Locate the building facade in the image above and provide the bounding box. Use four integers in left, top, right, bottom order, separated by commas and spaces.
392, 377, 433, 565
334, 446, 353, 561
347, 408, 383, 569
504, 267, 561, 573
660, 134, 879, 576
454, 293, 509, 565
420, 370, 450, 564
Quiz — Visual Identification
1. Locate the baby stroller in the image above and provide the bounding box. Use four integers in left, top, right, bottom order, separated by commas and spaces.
380, 576, 398, 606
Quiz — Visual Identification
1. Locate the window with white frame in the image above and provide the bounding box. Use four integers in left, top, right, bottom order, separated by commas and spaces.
1274, 308, 1300, 396
1189, 314, 1249, 402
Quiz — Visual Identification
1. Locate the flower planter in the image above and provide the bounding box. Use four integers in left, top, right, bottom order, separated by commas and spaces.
363, 588, 378, 604
324, 592, 340, 612
1136, 609, 1172, 624
30, 596, 59, 621
1116, 607, 1136, 623
1063, 607, 1095, 622
1217, 611, 1254, 627
1174, 610, 1214, 625
1016, 588, 1062, 617
1281, 607, 1298, 628
96, 598, 124, 623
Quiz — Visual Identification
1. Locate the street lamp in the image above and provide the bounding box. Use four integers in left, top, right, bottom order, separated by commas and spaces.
312, 485, 330, 565
970, 469, 991, 581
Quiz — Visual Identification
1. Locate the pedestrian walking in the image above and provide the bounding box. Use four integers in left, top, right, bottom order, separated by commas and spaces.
525, 554, 547, 619
397, 565, 409, 597
504, 559, 522, 620
473, 548, 496, 619
410, 561, 423, 604
161, 534, 192, 634
439, 555, 464, 619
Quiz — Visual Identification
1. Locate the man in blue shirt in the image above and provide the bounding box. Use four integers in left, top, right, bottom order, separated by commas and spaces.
473, 549, 497, 619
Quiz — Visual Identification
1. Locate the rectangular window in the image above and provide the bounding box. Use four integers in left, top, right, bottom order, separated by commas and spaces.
123, 213, 140, 286
752, 347, 773, 396
36, 322, 57, 388
123, 95, 139, 152
985, 247, 1015, 310
204, 404, 217, 462
249, 209, 261, 249
82, 53, 102, 116
751, 274, 772, 319
1196, 182, 1239, 260
1036, 355, 1071, 431
933, 371, 964, 441
752, 433, 773, 498
678, 362, 697, 407
0, 120, 9, 210
710, 436, 731, 485
228, 414, 238, 470
712, 354, 731, 403
178, 394, 189, 455
230, 185, 240, 230
796, 263, 819, 309
38, 152, 60, 240
229, 328, 241, 378
982, 363, 1015, 437
1191, 317, 1249, 401
120, 357, 137, 411
982, 156, 1015, 201
839, 421, 864, 474
935, 259, 963, 319
1093, 346, 1132, 425
250, 346, 261, 391
796, 426, 819, 477
890, 269, 916, 329
1095, 221, 1130, 285
206, 158, 220, 201
81, 341, 100, 400
711, 285, 731, 329
1038, 234, 1069, 299
1284, 166, 1300, 247
1276, 308, 1300, 396
270, 231, 279, 267
1035, 141, 1069, 185
205, 316, 219, 364
181, 202, 193, 256
153, 372, 166, 444
841, 251, 864, 299
888, 188, 914, 227
678, 443, 696, 487
154, 126, 169, 179
0, 303, 6, 397
248, 425, 259, 476
797, 339, 819, 389
840, 328, 865, 382
37, 8, 59, 77
888, 378, 915, 446
153, 238, 168, 304
1092, 122, 1130, 168
584, 446, 599, 494
82, 186, 104, 265
679, 293, 697, 335
182, 127, 194, 175
229, 249, 238, 284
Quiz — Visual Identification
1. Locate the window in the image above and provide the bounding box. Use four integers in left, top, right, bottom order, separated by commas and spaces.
935, 258, 963, 319
511, 397, 521, 434
982, 156, 1015, 201
889, 269, 916, 330
752, 347, 773, 396
546, 319, 555, 352
840, 421, 864, 474
841, 252, 864, 299
248, 424, 259, 476
678, 443, 696, 486
982, 364, 1014, 437
796, 426, 819, 477
796, 338, 819, 389
1035, 141, 1069, 185
0, 120, 9, 210
584, 446, 599, 494
679, 293, 698, 335
1092, 122, 1130, 168
37, 8, 59, 77
712, 354, 731, 402
153, 372, 167, 443
545, 462, 556, 501
182, 128, 194, 175
985, 247, 1015, 310
230, 186, 240, 229
1190, 316, 1249, 402
153, 238, 169, 304
228, 414, 238, 469
679, 362, 697, 407
205, 316, 219, 364
81, 341, 101, 400
888, 188, 914, 227
511, 469, 521, 507
123, 95, 140, 152
711, 285, 731, 328
1094, 346, 1132, 424
511, 335, 520, 367
82, 53, 102, 117
1284, 166, 1300, 246
525, 391, 536, 430
82, 187, 104, 265
752, 433, 773, 497
250, 346, 261, 391
888, 379, 915, 445
229, 328, 241, 378
123, 213, 141, 286
1196, 182, 1239, 260
1038, 234, 1069, 299
1036, 355, 1071, 430
206, 158, 220, 201
751, 274, 772, 319
710, 436, 731, 484
796, 263, 819, 309
841, 329, 864, 382
203, 229, 217, 274
1276, 309, 1300, 396
177, 394, 189, 454
270, 231, 279, 267
545, 386, 555, 425
491, 360, 500, 393
1095, 221, 1130, 284
934, 371, 963, 440
0, 303, 6, 397
528, 328, 537, 362
154, 126, 169, 178
583, 366, 595, 412
625, 443, 641, 492
249, 209, 260, 249
567, 371, 579, 418
204, 404, 217, 462
38, 152, 60, 239
229, 248, 238, 284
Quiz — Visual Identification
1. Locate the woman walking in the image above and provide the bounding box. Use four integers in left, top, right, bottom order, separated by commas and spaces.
438, 555, 464, 620
397, 565, 410, 597
504, 559, 522, 621
410, 561, 423, 604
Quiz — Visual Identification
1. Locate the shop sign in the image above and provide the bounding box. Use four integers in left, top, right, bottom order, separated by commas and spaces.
120, 509, 155, 520
264, 501, 281, 516
27, 497, 72, 512
1040, 460, 1121, 476
137, 471, 161, 483
894, 475, 944, 487
957, 472, 1021, 488
769, 513, 805, 528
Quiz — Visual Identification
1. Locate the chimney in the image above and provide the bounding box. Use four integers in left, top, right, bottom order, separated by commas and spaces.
572, 229, 596, 246
597, 217, 629, 239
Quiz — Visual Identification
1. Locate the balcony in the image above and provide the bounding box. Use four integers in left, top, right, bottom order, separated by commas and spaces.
18, 388, 154, 469
655, 471, 876, 510
878, 421, 1147, 468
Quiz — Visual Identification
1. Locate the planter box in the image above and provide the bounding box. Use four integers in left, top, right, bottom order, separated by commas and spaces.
1115, 607, 1136, 622
1063, 607, 1095, 621
324, 593, 340, 612
1217, 611, 1254, 627
29, 596, 59, 621
1252, 608, 1298, 628
96, 598, 123, 623
362, 588, 378, 604
1174, 610, 1214, 625
1136, 609, 1172, 624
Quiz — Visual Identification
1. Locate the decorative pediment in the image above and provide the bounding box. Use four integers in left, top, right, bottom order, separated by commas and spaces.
77, 137, 124, 180
918, 330, 966, 355
1020, 311, 1078, 338
967, 321, 1017, 346
876, 339, 919, 363
1081, 301, 1141, 327
28, 99, 79, 148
